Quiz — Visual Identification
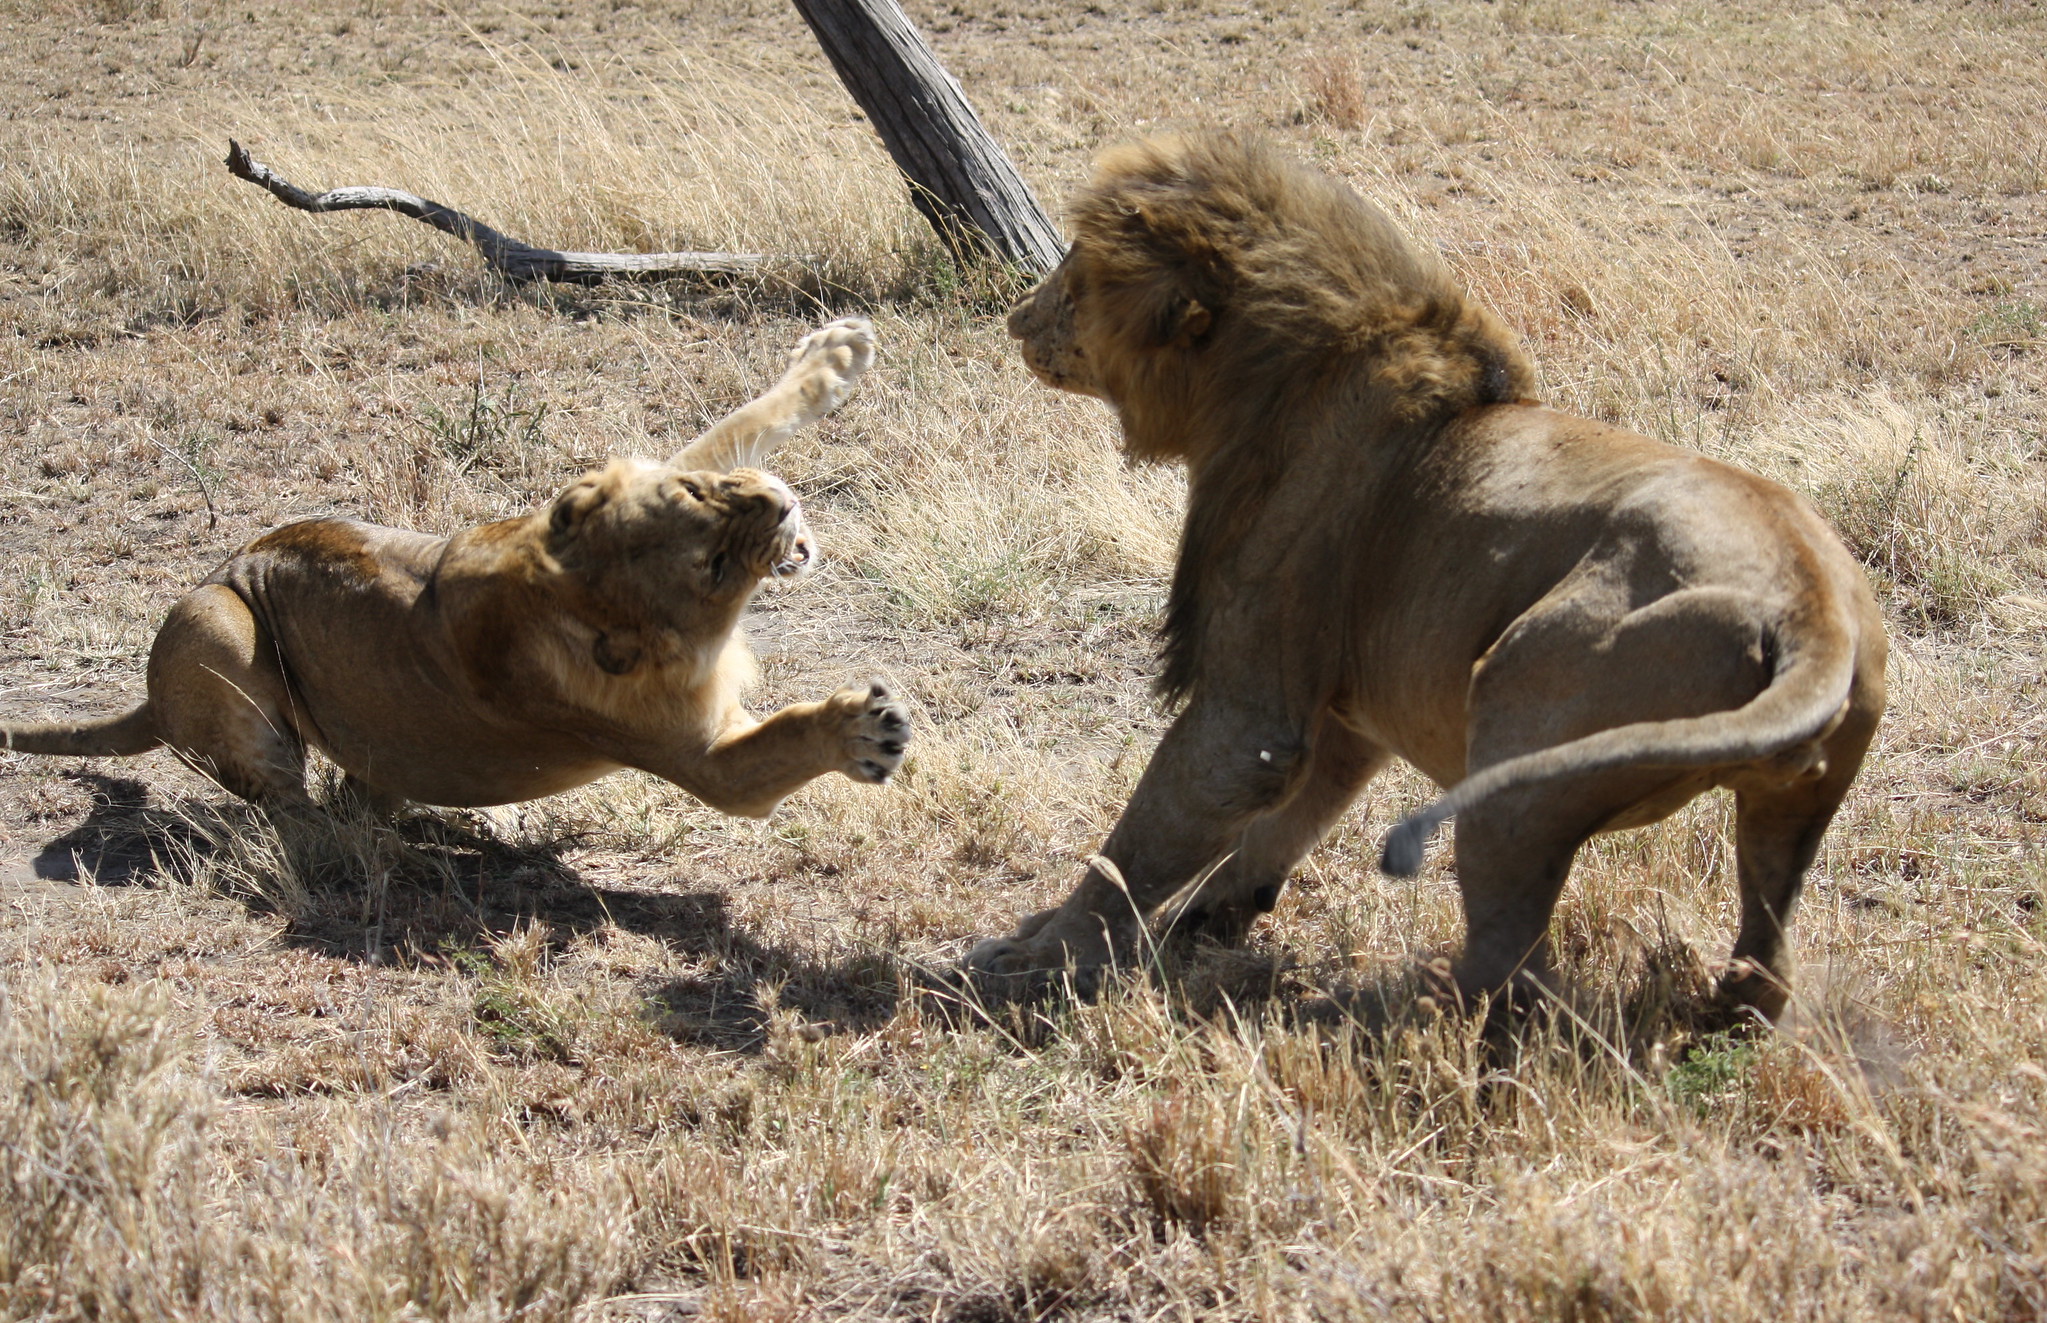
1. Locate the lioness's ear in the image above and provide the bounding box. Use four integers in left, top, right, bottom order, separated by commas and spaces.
548, 480, 608, 540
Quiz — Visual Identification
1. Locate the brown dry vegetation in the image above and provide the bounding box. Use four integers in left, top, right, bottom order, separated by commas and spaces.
1, 0, 2044, 1318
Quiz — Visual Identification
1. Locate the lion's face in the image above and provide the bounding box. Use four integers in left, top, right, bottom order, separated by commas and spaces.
1008, 250, 1107, 401
545, 459, 815, 614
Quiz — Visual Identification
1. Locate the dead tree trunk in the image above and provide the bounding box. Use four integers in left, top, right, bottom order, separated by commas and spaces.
792, 0, 1065, 276
225, 140, 765, 284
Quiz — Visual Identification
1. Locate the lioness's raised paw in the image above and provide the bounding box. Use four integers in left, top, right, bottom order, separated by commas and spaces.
828, 677, 911, 784
780, 317, 876, 426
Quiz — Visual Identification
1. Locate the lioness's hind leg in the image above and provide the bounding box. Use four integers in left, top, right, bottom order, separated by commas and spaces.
146, 584, 310, 806
667, 318, 876, 472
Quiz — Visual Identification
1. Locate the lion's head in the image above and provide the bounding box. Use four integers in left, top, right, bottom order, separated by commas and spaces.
539, 458, 813, 674
1009, 133, 1545, 703
1009, 133, 1538, 463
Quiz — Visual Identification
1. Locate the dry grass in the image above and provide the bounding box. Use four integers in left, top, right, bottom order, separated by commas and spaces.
1, 0, 2044, 1318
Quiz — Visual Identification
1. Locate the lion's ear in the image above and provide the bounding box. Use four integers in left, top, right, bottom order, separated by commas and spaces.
592, 630, 643, 676
548, 480, 609, 540
1148, 295, 1213, 350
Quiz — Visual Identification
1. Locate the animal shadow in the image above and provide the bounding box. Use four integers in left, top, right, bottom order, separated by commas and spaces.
29, 773, 188, 884
911, 932, 1757, 1076
22, 777, 899, 1054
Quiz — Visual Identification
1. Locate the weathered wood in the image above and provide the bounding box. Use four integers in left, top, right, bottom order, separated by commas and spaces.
792, 0, 1064, 276
224, 139, 766, 284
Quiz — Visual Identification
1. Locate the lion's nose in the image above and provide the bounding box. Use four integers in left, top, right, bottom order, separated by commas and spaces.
762, 475, 798, 516
1005, 296, 1036, 340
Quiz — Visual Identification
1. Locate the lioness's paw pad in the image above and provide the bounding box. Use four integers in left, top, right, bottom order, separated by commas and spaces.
784, 317, 876, 422
834, 678, 910, 783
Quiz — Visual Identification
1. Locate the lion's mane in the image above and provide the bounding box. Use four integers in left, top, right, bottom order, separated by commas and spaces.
1064, 134, 1539, 702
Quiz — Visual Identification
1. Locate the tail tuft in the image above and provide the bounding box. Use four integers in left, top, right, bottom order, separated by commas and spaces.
1379, 806, 1446, 877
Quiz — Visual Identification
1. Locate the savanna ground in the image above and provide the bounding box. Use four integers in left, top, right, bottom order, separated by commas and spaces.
2, 0, 2044, 1317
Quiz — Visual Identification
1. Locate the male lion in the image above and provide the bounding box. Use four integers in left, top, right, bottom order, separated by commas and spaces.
967, 136, 1886, 1021
1, 318, 911, 818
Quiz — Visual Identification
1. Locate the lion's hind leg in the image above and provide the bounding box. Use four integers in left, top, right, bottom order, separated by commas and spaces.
1449, 583, 1782, 1012
146, 584, 311, 806
1447, 769, 1701, 1012
1719, 696, 1880, 1023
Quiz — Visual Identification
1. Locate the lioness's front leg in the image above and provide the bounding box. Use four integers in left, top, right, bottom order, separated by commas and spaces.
668, 318, 877, 472
650, 679, 910, 818
964, 699, 1309, 983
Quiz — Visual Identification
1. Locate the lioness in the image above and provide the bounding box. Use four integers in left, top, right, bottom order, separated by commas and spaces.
1, 318, 911, 818
967, 136, 1886, 1021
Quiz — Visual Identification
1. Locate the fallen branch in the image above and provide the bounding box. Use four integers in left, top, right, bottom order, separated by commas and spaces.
224, 139, 766, 284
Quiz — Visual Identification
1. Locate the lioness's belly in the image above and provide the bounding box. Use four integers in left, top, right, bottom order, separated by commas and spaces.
218, 519, 618, 808
308, 695, 621, 807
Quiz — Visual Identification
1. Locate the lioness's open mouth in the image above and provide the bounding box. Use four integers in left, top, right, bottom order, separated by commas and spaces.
770, 501, 816, 579
772, 542, 813, 578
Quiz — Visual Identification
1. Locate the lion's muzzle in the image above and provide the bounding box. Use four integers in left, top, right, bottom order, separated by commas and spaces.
1007, 254, 1098, 397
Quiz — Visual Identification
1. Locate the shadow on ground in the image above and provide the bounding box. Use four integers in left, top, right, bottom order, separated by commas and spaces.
29, 773, 170, 884
22, 771, 898, 1053
25, 776, 1878, 1068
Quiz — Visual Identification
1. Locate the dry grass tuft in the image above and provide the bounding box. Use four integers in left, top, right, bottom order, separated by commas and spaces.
1744, 391, 2047, 628
1301, 52, 1367, 133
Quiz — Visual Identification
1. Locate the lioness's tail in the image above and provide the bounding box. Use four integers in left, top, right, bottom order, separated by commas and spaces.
1379, 617, 1861, 876
1, 705, 161, 758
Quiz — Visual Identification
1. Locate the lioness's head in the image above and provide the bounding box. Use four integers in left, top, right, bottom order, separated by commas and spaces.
1009, 132, 1536, 459
544, 458, 814, 623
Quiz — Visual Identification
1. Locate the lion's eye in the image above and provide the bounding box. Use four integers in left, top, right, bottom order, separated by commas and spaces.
708, 552, 729, 581
677, 479, 705, 502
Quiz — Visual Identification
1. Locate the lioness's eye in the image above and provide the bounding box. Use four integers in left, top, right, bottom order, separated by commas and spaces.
708, 552, 729, 580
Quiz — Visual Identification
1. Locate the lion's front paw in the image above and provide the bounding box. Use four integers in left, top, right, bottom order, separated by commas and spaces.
782, 317, 876, 425
829, 677, 910, 784
961, 908, 1117, 987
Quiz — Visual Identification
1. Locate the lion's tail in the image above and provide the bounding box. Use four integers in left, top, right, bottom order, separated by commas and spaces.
1, 705, 162, 758
1378, 614, 1861, 877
